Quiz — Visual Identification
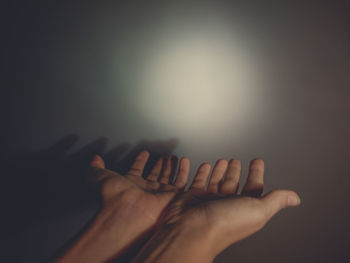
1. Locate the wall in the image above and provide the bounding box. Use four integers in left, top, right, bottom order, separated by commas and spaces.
2, 1, 350, 262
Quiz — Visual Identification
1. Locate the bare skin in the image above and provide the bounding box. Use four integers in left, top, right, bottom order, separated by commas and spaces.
55, 151, 191, 263
132, 159, 301, 263
55, 152, 300, 263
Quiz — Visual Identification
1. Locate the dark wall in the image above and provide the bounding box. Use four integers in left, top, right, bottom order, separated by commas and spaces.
2, 1, 350, 262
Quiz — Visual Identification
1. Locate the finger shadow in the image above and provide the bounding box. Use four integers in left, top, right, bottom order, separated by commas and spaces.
0, 135, 180, 236
111, 138, 179, 176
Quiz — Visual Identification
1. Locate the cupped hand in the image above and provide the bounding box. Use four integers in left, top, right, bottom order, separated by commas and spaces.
157, 158, 301, 258
90, 151, 190, 225
90, 151, 192, 247
56, 151, 190, 263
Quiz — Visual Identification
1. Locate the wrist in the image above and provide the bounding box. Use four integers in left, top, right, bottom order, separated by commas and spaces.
132, 222, 218, 263
55, 201, 156, 263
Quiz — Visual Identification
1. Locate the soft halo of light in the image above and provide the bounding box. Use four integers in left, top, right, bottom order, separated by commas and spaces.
134, 20, 263, 143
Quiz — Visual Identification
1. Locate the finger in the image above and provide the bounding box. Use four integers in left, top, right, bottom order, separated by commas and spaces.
241, 159, 264, 197
207, 159, 228, 194
173, 157, 190, 189
88, 155, 118, 184
127, 150, 150, 176
159, 155, 178, 184
169, 156, 179, 184
220, 159, 241, 195
260, 189, 301, 221
90, 155, 106, 169
146, 158, 164, 181
190, 162, 211, 190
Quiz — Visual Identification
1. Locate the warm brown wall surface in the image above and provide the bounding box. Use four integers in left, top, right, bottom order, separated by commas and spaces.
2, 1, 350, 262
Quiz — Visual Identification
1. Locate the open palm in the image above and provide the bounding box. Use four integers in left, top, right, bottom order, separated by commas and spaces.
55, 151, 191, 263
158, 159, 301, 255
89, 151, 190, 242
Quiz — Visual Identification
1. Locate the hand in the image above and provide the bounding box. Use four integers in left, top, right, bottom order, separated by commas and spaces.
55, 151, 190, 263
132, 158, 301, 263
89, 150, 190, 226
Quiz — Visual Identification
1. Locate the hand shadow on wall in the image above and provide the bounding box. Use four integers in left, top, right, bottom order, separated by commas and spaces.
0, 134, 179, 237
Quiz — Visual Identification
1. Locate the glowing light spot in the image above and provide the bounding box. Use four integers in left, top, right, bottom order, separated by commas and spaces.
135, 23, 262, 140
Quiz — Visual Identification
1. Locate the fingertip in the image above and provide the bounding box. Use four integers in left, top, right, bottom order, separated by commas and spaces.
180, 157, 190, 165
287, 192, 301, 207
202, 162, 211, 170
216, 159, 228, 166
261, 189, 301, 218
229, 159, 241, 166
250, 158, 264, 168
195, 162, 211, 175
139, 150, 150, 158
90, 154, 105, 168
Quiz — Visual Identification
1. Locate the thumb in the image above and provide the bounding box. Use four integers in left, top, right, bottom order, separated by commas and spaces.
260, 189, 301, 220
90, 154, 106, 169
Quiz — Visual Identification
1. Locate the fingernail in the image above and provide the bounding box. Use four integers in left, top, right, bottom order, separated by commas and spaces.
287, 195, 301, 207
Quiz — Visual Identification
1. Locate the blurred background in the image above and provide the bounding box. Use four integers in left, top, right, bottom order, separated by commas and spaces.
2, 1, 350, 262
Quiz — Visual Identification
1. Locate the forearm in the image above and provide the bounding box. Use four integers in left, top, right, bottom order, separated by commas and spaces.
54, 202, 155, 263
132, 224, 217, 263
